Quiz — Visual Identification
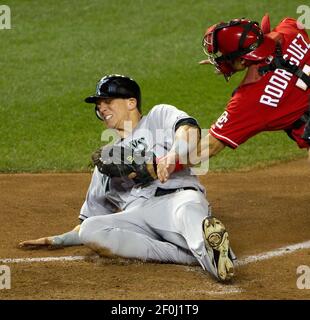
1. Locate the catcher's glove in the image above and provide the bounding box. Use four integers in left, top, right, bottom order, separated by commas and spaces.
92, 145, 158, 186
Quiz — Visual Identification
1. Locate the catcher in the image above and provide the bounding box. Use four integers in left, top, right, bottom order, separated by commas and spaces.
157, 15, 310, 182
19, 74, 236, 282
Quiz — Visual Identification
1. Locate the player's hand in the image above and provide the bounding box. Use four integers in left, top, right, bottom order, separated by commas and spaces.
19, 237, 53, 248
157, 152, 177, 183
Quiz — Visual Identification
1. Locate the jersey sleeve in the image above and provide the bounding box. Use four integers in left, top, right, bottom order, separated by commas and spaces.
209, 93, 267, 148
148, 104, 199, 132
79, 167, 113, 221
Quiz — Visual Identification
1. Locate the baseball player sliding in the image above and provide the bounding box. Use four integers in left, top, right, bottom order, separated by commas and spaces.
158, 15, 310, 183
19, 75, 236, 281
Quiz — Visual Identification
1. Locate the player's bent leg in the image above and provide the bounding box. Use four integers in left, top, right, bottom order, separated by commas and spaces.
171, 192, 236, 281
79, 216, 197, 265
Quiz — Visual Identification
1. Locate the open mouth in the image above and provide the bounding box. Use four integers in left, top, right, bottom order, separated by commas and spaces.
104, 115, 113, 120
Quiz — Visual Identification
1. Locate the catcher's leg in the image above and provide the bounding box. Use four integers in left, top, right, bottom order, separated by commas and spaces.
79, 214, 197, 265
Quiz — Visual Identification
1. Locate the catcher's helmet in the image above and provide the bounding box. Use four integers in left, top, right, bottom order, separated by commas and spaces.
85, 74, 141, 112
202, 18, 276, 79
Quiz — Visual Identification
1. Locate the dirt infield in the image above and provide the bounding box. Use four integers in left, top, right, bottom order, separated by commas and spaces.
0, 159, 310, 300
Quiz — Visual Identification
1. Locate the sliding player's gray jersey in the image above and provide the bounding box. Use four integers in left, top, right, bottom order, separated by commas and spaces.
79, 104, 205, 220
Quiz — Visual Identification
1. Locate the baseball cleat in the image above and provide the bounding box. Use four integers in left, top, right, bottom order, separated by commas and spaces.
202, 217, 235, 281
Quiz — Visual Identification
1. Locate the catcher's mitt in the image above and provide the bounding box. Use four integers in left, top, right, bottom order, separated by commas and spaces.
92, 145, 157, 186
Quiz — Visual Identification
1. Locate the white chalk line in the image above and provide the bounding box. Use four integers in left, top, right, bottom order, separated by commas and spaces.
235, 239, 310, 266
184, 287, 244, 295
0, 255, 88, 264
0, 240, 309, 296
1, 240, 309, 265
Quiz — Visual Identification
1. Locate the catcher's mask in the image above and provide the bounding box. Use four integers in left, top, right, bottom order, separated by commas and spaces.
85, 74, 141, 120
202, 18, 276, 80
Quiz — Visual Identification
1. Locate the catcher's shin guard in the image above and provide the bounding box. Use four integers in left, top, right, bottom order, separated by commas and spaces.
201, 217, 235, 281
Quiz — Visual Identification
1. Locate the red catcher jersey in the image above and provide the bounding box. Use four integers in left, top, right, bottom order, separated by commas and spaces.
210, 18, 310, 149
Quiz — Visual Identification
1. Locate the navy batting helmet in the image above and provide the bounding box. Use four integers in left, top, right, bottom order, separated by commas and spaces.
85, 74, 141, 112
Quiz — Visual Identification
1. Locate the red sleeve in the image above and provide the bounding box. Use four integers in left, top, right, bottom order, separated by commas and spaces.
210, 89, 267, 149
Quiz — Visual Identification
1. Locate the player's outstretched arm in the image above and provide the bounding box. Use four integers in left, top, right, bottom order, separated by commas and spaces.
18, 225, 81, 248
157, 125, 201, 183
191, 132, 226, 163
157, 129, 226, 183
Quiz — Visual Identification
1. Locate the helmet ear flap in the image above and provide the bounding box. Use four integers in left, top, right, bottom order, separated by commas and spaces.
95, 105, 104, 121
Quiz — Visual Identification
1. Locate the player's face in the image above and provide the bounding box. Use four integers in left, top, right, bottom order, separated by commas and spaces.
96, 98, 135, 131
231, 58, 247, 72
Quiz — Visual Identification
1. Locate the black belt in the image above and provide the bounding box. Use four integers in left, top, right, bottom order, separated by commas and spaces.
155, 187, 197, 197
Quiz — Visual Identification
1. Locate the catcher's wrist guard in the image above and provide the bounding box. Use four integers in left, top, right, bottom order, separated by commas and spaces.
92, 145, 157, 186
